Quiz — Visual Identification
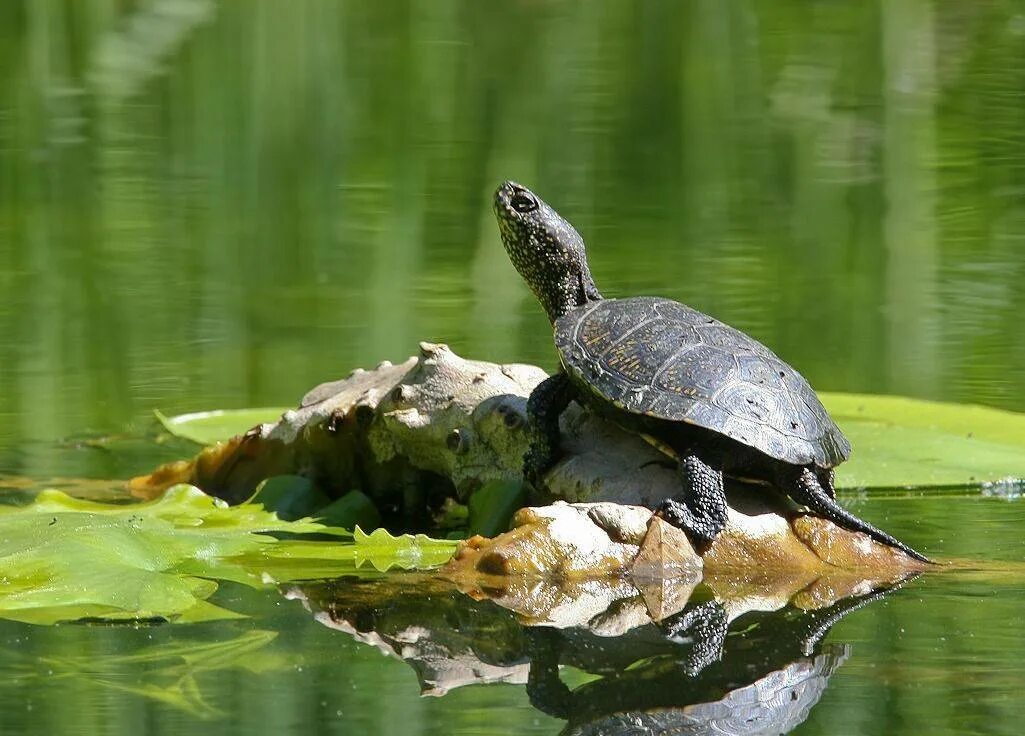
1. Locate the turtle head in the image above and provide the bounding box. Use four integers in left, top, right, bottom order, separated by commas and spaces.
494, 181, 602, 323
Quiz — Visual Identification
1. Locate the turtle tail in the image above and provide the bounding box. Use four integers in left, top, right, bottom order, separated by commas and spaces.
787, 468, 933, 564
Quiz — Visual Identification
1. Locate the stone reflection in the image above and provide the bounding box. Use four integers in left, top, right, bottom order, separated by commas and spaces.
286, 570, 909, 735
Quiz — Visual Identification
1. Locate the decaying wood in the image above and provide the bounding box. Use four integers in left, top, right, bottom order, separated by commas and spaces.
130, 342, 930, 576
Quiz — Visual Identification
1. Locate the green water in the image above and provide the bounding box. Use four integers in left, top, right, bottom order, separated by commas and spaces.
2, 1, 1025, 734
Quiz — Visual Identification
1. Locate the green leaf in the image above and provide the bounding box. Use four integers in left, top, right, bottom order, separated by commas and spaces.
315, 490, 381, 530
351, 526, 460, 572
468, 479, 525, 537
0, 485, 455, 625
823, 393, 1025, 489
249, 475, 330, 521
155, 408, 289, 445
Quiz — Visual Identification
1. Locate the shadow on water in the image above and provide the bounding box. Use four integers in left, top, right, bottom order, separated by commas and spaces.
288, 572, 910, 736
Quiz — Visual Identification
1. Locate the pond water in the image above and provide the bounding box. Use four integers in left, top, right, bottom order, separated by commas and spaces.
1, 1, 1025, 734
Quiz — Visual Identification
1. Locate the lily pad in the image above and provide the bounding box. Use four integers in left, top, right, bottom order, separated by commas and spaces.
0, 485, 457, 625
822, 393, 1025, 490
156, 408, 288, 445
351, 526, 459, 572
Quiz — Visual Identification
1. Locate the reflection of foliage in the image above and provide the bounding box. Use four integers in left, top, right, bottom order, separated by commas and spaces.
0, 486, 456, 625
90, 0, 215, 102
7, 629, 286, 720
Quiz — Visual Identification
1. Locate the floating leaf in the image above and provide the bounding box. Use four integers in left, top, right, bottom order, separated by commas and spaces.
0, 485, 455, 625
230, 538, 459, 582
352, 526, 460, 572
823, 393, 1025, 489
155, 408, 288, 445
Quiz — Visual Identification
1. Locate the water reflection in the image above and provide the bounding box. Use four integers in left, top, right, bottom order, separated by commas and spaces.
289, 572, 909, 735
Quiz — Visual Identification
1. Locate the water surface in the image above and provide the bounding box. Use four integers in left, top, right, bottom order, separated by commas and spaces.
1, 1, 1024, 734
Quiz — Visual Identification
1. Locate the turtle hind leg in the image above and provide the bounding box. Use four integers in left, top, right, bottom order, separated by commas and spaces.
817, 467, 837, 499
523, 371, 575, 491
784, 466, 932, 564
656, 454, 728, 548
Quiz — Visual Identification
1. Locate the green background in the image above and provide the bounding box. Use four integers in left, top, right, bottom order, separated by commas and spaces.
1, 1, 1024, 734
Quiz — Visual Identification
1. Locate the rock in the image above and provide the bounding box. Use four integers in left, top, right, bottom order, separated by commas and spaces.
131, 344, 932, 574
633, 516, 703, 579
444, 500, 925, 587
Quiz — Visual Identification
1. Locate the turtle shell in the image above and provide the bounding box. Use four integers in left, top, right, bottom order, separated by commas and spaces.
554, 297, 851, 467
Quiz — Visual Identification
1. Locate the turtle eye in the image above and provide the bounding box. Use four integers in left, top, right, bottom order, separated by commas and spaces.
511, 192, 538, 214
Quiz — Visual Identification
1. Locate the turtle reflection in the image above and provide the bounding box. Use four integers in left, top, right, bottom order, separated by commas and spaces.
286, 572, 909, 735
524, 591, 884, 735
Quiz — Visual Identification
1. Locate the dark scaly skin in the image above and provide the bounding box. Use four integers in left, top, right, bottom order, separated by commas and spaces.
662, 600, 729, 676
661, 454, 728, 546
523, 372, 575, 490
493, 181, 930, 563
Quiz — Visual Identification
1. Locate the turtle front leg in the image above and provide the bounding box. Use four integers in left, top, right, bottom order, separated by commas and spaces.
524, 627, 572, 719
656, 454, 728, 548
523, 371, 576, 491
662, 600, 729, 676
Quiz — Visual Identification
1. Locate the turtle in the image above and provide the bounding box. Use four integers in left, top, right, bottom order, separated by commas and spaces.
493, 180, 929, 563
